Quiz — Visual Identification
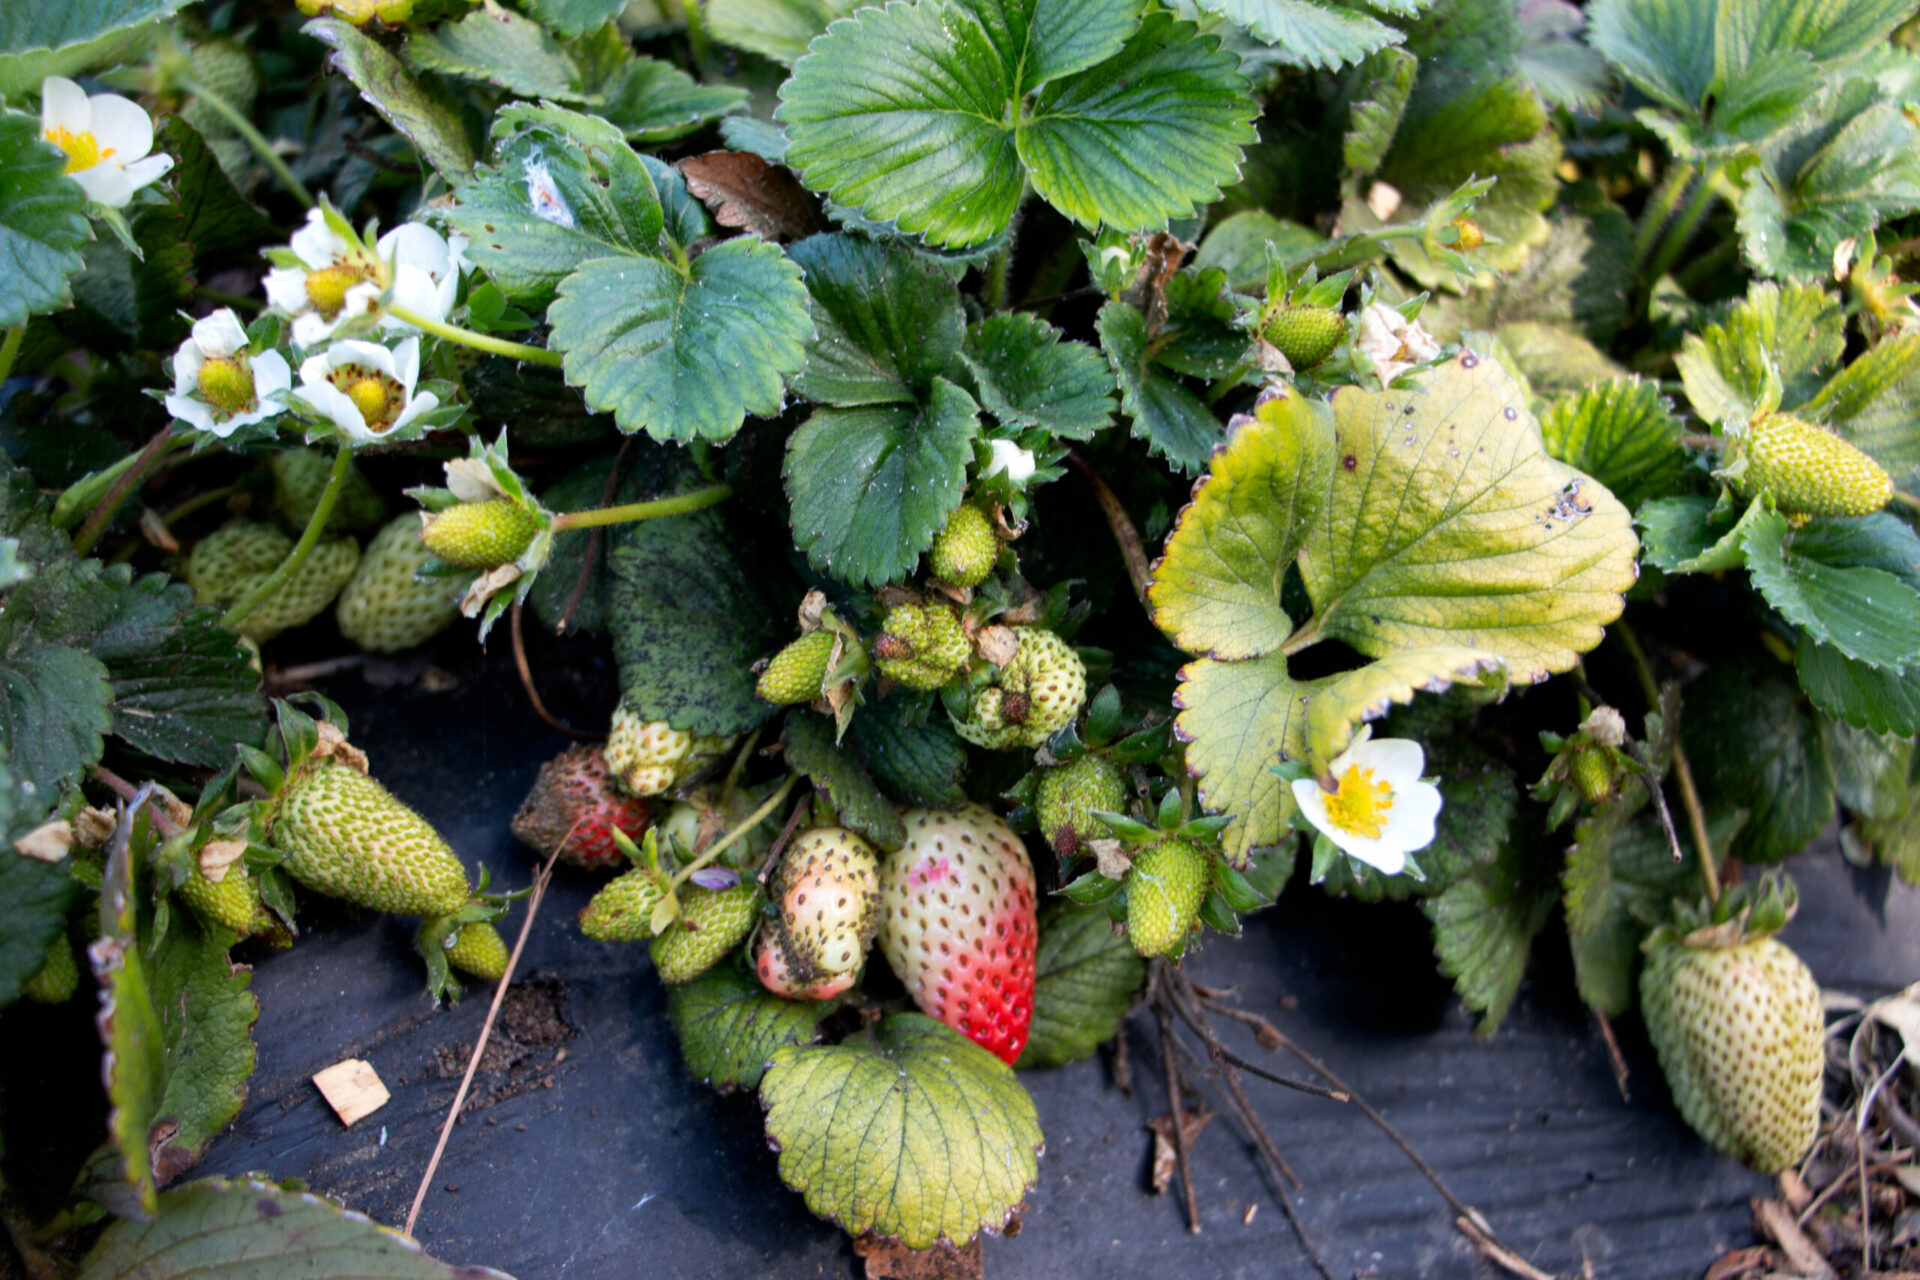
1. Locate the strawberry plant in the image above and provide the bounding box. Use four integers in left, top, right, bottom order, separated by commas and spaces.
2, 0, 1920, 1276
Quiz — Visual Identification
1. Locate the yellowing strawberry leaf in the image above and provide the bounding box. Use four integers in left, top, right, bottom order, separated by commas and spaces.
77, 1176, 516, 1280
1173, 653, 1313, 866
760, 1013, 1042, 1248
1539, 378, 1684, 512
0, 112, 92, 329
549, 236, 811, 444
1017, 900, 1145, 1069
784, 379, 981, 588
305, 18, 477, 183
0, 0, 193, 96
1742, 508, 1920, 671
0, 850, 78, 1009
667, 964, 830, 1092
1149, 387, 1335, 660
961, 312, 1116, 440
1422, 843, 1554, 1035
1097, 301, 1222, 476
1298, 354, 1639, 682
1303, 646, 1507, 770
1198, 0, 1420, 71
784, 712, 908, 850
788, 233, 966, 407
1683, 658, 1836, 863
1674, 281, 1844, 425
405, 9, 591, 103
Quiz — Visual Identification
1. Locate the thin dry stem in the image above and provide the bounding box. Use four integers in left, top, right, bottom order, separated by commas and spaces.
510, 603, 590, 738
1153, 989, 1203, 1234
1065, 450, 1152, 607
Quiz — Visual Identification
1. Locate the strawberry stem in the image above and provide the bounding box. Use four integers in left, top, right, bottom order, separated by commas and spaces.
220, 445, 351, 632
551, 483, 732, 531
669, 773, 800, 889
0, 324, 22, 385
386, 304, 565, 367
183, 77, 314, 209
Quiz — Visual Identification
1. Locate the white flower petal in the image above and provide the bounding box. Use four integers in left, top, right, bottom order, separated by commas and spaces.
446, 231, 471, 277
290, 312, 335, 349
171, 339, 206, 395
192, 309, 251, 358
295, 380, 374, 440
41, 77, 92, 135
389, 336, 421, 391
70, 163, 133, 208
390, 389, 440, 434
983, 438, 1036, 484
382, 264, 444, 329
1339, 735, 1424, 784
85, 93, 154, 164
1289, 734, 1443, 877
289, 208, 349, 269
339, 281, 383, 322
263, 267, 310, 314
329, 339, 401, 381
119, 153, 173, 194
252, 350, 293, 399
379, 222, 450, 279
164, 394, 218, 434
1379, 779, 1441, 853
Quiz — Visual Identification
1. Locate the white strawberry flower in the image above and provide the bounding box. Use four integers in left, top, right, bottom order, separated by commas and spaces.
1356, 302, 1441, 385
265, 210, 468, 348
982, 438, 1036, 485
39, 76, 173, 208
164, 309, 292, 438
293, 337, 440, 444
1289, 729, 1442, 875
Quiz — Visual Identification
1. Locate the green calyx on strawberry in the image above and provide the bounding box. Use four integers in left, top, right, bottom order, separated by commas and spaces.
416, 878, 522, 1002
650, 876, 763, 983
877, 805, 1037, 1064
272, 446, 385, 534
187, 521, 361, 643
1720, 410, 1893, 519
1532, 704, 1635, 830
928, 502, 998, 589
513, 743, 653, 871
772, 827, 882, 982
1124, 838, 1210, 957
873, 601, 969, 691
22, 936, 79, 1004
336, 515, 462, 653
605, 704, 730, 798
1638, 877, 1824, 1174
951, 628, 1087, 751
1034, 753, 1128, 858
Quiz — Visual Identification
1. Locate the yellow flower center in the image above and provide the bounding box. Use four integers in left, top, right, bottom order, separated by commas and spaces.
346, 376, 395, 428
195, 356, 256, 416
46, 126, 113, 174
1321, 764, 1393, 840
304, 264, 370, 318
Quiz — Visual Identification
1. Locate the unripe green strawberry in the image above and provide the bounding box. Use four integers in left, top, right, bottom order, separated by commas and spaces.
421, 499, 541, 569
1570, 746, 1615, 804
773, 827, 881, 979
446, 922, 510, 982
1734, 412, 1893, 518
928, 503, 996, 588
1034, 753, 1128, 857
271, 447, 385, 534
579, 867, 671, 942
22, 937, 79, 1004
873, 602, 969, 691
756, 631, 836, 705
176, 860, 264, 936
605, 706, 726, 797
187, 522, 361, 643
1125, 839, 1209, 957
1260, 304, 1345, 370
952, 628, 1087, 751
649, 881, 762, 983
1639, 933, 1823, 1173
336, 516, 461, 653
271, 763, 471, 917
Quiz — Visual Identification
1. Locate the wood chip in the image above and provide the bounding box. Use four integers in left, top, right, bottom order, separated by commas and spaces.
313, 1059, 390, 1127
1752, 1197, 1836, 1280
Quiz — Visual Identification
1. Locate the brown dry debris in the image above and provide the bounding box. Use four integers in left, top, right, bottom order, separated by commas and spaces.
852, 1233, 984, 1280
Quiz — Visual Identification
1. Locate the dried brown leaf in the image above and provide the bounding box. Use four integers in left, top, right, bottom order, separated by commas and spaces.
679, 152, 821, 243
852, 1233, 984, 1280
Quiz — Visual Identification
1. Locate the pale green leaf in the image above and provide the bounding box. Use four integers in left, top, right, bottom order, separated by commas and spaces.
1517, 0, 1612, 111
0, 113, 92, 329
1564, 808, 1724, 1014
1808, 332, 1920, 494
522, 0, 626, 37
1489, 321, 1627, 399
1343, 47, 1417, 174
707, 0, 860, 63
1303, 646, 1508, 770
1423, 846, 1554, 1035
1298, 354, 1640, 683
760, 1013, 1042, 1249
1016, 901, 1145, 1069
1738, 102, 1920, 281
1147, 387, 1336, 660
788, 233, 966, 407
0, 0, 193, 96
1743, 508, 1920, 670
305, 18, 477, 183
549, 237, 811, 443
406, 9, 589, 102
1683, 657, 1836, 863
1199, 0, 1413, 71
148, 926, 257, 1179
1173, 653, 1313, 866
1097, 301, 1222, 475
1824, 717, 1912, 823
78, 1176, 516, 1280
1674, 281, 1844, 424
961, 312, 1115, 440
1539, 377, 1685, 511
667, 964, 829, 1091
1193, 210, 1322, 292
783, 381, 981, 587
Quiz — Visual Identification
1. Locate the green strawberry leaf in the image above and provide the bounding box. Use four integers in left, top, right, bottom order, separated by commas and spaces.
406, 9, 591, 103
1173, 653, 1313, 866
0, 112, 92, 329
1635, 494, 1772, 575
1798, 633, 1920, 738
849, 691, 968, 808
1016, 900, 1145, 1069
606, 505, 785, 738
1516, 0, 1613, 111
667, 963, 830, 1092
58, 190, 193, 354
92, 574, 265, 769
1742, 508, 1920, 671
147, 922, 258, 1181
1303, 646, 1508, 770
1422, 843, 1554, 1035
783, 712, 909, 851
1853, 796, 1920, 886
522, 0, 626, 37
961, 312, 1116, 440
1682, 658, 1836, 863
0, 0, 193, 96
1538, 378, 1684, 512
1564, 810, 1728, 1015
788, 233, 966, 407
593, 58, 748, 143
93, 813, 168, 1215
0, 848, 78, 1009
549, 236, 811, 443
305, 18, 477, 184
1738, 102, 1920, 282
783, 380, 981, 588
1429, 200, 1636, 347
1097, 301, 1222, 476
0, 642, 112, 823
1823, 716, 1911, 823
759, 1013, 1042, 1248
1342, 47, 1417, 174
1806, 332, 1920, 496
1197, 0, 1417, 71
1149, 387, 1336, 660
77, 1176, 516, 1280
1674, 281, 1844, 425
707, 0, 861, 63
159, 116, 276, 267
1299, 354, 1639, 683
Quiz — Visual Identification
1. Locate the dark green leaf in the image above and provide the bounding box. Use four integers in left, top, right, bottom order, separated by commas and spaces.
0, 643, 112, 826
1197, 0, 1412, 71
147, 925, 257, 1180
1798, 632, 1920, 738
783, 712, 908, 851
788, 233, 967, 407
1539, 378, 1683, 512
1017, 900, 1144, 1068
597, 57, 749, 143
1683, 658, 1835, 862
1743, 509, 1920, 670
0, 112, 92, 329
1516, 0, 1612, 111
1738, 102, 1920, 282
1342, 47, 1416, 175
1563, 808, 1726, 1014
0, 849, 78, 1008
160, 117, 275, 267
783, 380, 981, 588
667, 963, 829, 1092
1823, 716, 1911, 823
1096, 301, 1221, 476
963, 312, 1116, 440
522, 0, 626, 37
92, 574, 265, 769
305, 18, 477, 183
1422, 846, 1554, 1035
849, 692, 967, 808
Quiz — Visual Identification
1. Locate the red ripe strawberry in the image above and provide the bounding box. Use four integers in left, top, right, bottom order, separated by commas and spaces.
511, 744, 652, 871
877, 805, 1037, 1065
